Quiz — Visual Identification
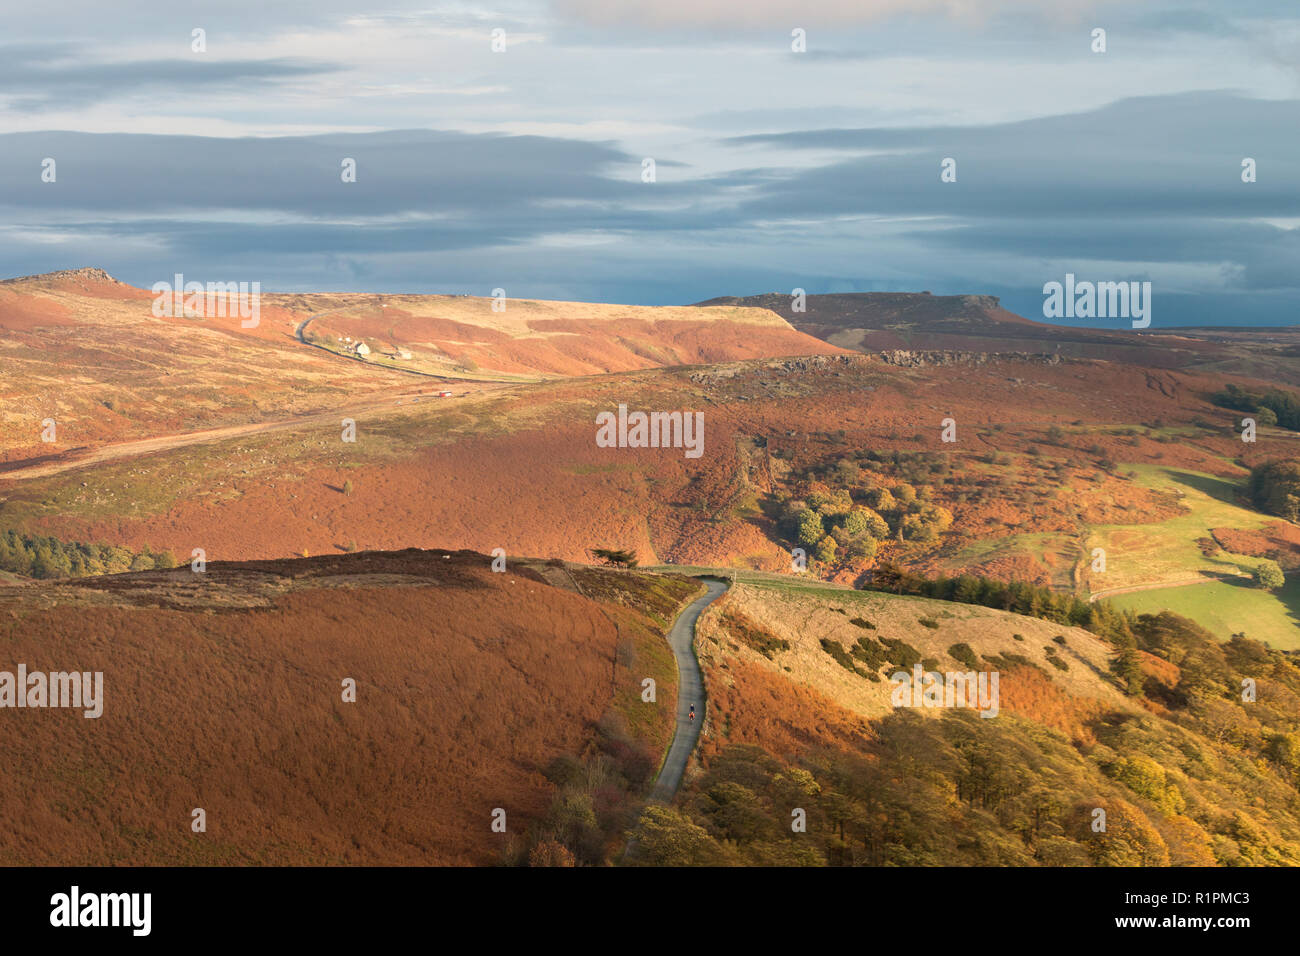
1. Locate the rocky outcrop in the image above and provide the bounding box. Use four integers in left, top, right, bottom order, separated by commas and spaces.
877, 349, 1062, 368
1, 267, 126, 286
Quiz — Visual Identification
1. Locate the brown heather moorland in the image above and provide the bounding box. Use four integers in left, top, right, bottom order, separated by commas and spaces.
9, 349, 1299, 599
0, 549, 699, 865
6, 272, 1300, 868
0, 270, 840, 465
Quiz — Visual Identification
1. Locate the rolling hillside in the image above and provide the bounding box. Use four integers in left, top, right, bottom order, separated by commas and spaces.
5, 347, 1297, 646
0, 548, 699, 865
0, 269, 843, 467
624, 574, 1300, 867
702, 291, 1300, 387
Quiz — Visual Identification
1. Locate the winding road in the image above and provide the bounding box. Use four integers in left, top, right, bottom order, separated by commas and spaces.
648, 577, 729, 803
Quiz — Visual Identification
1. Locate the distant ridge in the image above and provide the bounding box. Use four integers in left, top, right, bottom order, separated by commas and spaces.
0, 267, 127, 286
694, 290, 1037, 330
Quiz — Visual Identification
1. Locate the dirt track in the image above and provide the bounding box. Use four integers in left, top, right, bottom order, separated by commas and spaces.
1088, 575, 1232, 603
0, 387, 474, 483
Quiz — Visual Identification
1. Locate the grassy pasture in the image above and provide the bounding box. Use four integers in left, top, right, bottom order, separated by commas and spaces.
1085, 464, 1271, 592
1107, 576, 1300, 651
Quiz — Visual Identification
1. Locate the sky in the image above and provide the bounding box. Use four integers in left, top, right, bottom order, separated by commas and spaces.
1, 0, 1298, 326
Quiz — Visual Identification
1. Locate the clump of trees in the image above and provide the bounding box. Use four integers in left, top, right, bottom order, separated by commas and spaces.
1249, 459, 1300, 523
0, 530, 177, 579
781, 476, 953, 566
1213, 383, 1300, 431
863, 562, 1135, 645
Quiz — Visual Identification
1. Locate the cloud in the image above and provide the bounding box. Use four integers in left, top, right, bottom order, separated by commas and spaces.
0, 90, 1297, 326
549, 0, 1106, 29
0, 43, 338, 111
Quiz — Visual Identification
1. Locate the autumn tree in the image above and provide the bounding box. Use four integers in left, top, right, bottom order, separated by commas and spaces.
1253, 559, 1285, 590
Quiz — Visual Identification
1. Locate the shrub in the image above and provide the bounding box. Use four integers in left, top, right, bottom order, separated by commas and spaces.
881, 638, 921, 669
821, 638, 868, 677
721, 609, 790, 660
948, 643, 980, 669
842, 505, 888, 540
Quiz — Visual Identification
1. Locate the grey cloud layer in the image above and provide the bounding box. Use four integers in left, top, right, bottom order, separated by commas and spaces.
3, 0, 1299, 329
2, 91, 1295, 322
0, 45, 338, 110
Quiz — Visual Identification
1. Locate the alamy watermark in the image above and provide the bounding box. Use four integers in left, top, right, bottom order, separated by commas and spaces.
50, 886, 150, 936
1042, 273, 1150, 329
0, 665, 103, 718
151, 273, 260, 328
595, 403, 704, 459
890, 664, 999, 718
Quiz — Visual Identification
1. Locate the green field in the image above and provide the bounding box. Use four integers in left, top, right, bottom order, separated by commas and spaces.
1086, 464, 1271, 592
1107, 576, 1300, 650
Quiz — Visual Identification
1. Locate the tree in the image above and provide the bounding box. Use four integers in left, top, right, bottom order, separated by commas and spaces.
1111, 640, 1146, 696
814, 535, 838, 564
1253, 559, 1285, 590
528, 840, 576, 867
342, 479, 354, 496
1108, 756, 1185, 817
699, 782, 773, 844
589, 547, 638, 568
840, 507, 870, 538
1248, 459, 1300, 522
1078, 799, 1170, 867
796, 510, 826, 548
868, 488, 897, 512
1253, 406, 1279, 427
846, 536, 878, 559
627, 805, 724, 866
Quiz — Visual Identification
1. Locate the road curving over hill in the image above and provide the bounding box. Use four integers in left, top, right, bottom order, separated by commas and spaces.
648, 576, 729, 803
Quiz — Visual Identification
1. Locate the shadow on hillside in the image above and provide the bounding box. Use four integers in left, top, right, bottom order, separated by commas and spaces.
1164, 469, 1246, 507
1217, 573, 1300, 632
